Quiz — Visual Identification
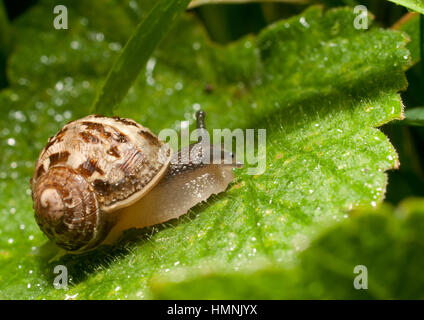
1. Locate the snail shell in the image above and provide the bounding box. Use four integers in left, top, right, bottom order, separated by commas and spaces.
31, 115, 171, 252
31, 113, 240, 253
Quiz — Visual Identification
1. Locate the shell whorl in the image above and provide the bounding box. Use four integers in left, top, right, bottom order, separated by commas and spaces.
32, 166, 111, 252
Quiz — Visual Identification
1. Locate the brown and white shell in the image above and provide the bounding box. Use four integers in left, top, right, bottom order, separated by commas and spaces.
31, 115, 171, 252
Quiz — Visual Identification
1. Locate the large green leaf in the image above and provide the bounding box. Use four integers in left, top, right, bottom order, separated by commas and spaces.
153, 198, 424, 299
386, 0, 424, 14
404, 107, 424, 125
0, 0, 410, 299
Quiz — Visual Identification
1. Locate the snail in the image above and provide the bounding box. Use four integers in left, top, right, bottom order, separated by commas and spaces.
30, 111, 242, 253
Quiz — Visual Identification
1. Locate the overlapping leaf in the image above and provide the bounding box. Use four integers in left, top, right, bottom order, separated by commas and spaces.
387, 0, 424, 14
153, 198, 424, 299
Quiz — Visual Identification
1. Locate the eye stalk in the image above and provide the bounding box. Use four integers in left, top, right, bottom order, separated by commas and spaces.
195, 110, 207, 144
196, 110, 206, 130
195, 110, 243, 168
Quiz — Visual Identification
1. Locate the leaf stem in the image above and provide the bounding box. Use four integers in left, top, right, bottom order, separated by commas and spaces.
91, 0, 191, 115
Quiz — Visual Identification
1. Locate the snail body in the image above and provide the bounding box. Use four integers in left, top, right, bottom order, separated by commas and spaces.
31, 111, 240, 253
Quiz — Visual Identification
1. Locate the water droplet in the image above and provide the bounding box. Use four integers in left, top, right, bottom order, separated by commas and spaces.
299, 17, 310, 28
174, 82, 183, 91
109, 42, 122, 51
146, 57, 156, 72
54, 114, 64, 122
7, 138, 16, 146
40, 55, 49, 64
55, 81, 64, 91
80, 17, 88, 26
70, 41, 81, 50
63, 111, 72, 119
95, 33, 104, 42
18, 78, 30, 86
192, 103, 201, 111
54, 97, 63, 106
129, 0, 139, 10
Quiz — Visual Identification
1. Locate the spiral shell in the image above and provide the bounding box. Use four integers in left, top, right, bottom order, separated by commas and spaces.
31, 115, 171, 252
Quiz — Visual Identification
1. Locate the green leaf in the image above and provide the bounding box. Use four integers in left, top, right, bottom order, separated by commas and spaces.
0, 1, 410, 299
188, 0, 310, 9
92, 0, 191, 115
386, 0, 424, 14
152, 198, 424, 299
393, 12, 420, 65
404, 107, 424, 125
